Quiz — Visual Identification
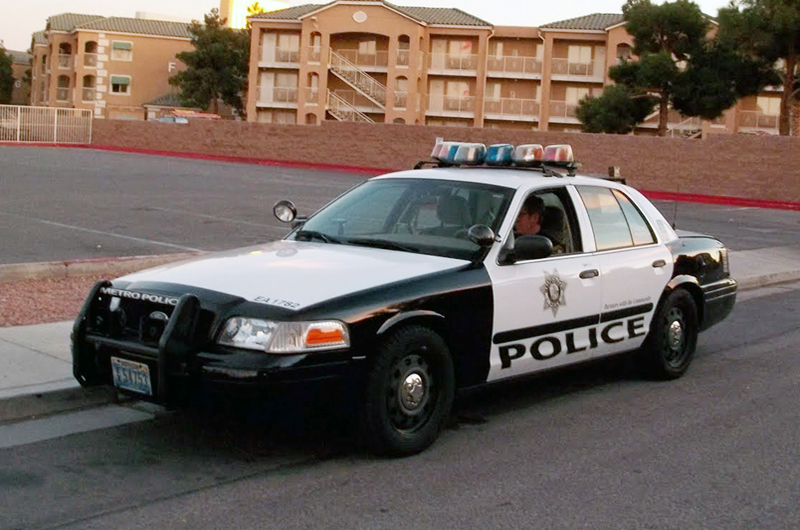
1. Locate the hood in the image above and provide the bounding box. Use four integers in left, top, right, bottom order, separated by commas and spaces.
117, 240, 467, 311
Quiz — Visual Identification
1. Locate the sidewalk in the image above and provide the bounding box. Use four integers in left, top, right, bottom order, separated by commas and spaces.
1, 246, 799, 423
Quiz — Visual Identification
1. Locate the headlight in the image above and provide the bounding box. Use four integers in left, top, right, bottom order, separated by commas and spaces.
217, 317, 350, 353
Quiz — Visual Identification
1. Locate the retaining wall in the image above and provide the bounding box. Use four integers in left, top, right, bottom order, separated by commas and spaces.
91, 120, 800, 203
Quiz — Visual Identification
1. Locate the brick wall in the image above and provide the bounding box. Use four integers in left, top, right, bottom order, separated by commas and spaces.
91, 120, 800, 203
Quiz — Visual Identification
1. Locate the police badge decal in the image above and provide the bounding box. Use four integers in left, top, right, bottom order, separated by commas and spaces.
540, 270, 567, 316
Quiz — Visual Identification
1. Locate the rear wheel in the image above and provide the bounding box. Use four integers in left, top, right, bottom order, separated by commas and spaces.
639, 289, 699, 380
361, 326, 455, 456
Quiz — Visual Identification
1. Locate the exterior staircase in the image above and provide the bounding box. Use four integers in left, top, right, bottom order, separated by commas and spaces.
328, 49, 387, 109
326, 90, 374, 123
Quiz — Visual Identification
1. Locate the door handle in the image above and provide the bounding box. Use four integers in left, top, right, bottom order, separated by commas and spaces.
579, 269, 599, 279
652, 260, 667, 268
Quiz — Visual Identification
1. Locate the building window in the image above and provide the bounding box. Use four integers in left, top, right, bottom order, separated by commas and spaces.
307, 72, 319, 101
110, 75, 131, 95
58, 43, 72, 68
40, 54, 47, 74
82, 75, 96, 101
84, 41, 98, 67
56, 75, 70, 101
359, 40, 376, 56
305, 113, 317, 125
111, 41, 133, 61
309, 32, 322, 62
757, 96, 780, 116
394, 76, 407, 108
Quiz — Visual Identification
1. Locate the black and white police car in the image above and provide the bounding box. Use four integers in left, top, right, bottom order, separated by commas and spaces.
72, 141, 737, 455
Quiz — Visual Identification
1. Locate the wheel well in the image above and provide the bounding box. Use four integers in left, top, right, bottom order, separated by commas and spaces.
378, 315, 459, 373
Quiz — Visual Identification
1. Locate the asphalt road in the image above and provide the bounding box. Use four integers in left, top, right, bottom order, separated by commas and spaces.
1, 146, 798, 265
1, 281, 798, 530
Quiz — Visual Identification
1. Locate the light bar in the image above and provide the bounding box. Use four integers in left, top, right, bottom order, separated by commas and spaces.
543, 144, 575, 164
485, 144, 514, 166
512, 144, 544, 167
453, 143, 486, 165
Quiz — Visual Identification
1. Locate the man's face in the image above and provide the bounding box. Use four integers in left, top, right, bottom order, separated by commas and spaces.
515, 210, 541, 235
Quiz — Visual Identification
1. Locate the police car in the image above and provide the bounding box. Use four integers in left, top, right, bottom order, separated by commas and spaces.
72, 141, 737, 456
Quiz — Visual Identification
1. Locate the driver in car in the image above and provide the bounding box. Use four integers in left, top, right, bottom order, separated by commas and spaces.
514, 195, 564, 254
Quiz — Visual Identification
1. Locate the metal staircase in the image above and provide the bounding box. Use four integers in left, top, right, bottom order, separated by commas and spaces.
326, 90, 374, 123
329, 49, 387, 109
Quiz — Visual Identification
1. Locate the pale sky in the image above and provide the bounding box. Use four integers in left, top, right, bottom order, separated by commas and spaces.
0, 0, 731, 53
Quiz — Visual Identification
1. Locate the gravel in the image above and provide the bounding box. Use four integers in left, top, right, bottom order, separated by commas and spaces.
0, 275, 108, 327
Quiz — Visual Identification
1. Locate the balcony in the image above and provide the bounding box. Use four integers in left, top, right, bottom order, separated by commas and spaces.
738, 111, 779, 135
308, 46, 321, 63
427, 94, 475, 117
550, 58, 604, 82
57, 54, 72, 68
394, 91, 407, 109
428, 53, 479, 75
487, 56, 542, 79
55, 88, 70, 102
333, 49, 388, 72
81, 88, 95, 102
256, 86, 298, 108
305, 87, 320, 104
331, 89, 384, 114
548, 100, 580, 123
259, 47, 300, 68
83, 53, 98, 67
484, 98, 540, 121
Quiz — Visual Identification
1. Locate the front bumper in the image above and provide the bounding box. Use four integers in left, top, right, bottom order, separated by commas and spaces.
701, 277, 737, 331
72, 282, 363, 403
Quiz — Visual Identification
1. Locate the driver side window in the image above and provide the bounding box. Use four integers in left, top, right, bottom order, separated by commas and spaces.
512, 188, 582, 256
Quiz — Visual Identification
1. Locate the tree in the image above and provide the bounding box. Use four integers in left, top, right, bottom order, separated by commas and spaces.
609, 0, 769, 136
0, 45, 14, 104
169, 9, 250, 116
718, 0, 800, 135
576, 85, 656, 134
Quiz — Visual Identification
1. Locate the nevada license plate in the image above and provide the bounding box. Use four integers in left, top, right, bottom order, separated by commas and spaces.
111, 356, 153, 396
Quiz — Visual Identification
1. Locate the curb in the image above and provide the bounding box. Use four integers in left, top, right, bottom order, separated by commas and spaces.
0, 252, 202, 283
737, 270, 800, 292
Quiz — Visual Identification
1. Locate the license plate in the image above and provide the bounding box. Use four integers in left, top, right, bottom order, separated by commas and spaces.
111, 357, 153, 396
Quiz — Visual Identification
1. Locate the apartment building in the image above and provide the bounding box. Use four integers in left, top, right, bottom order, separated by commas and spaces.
246, 1, 783, 135
29, 13, 194, 119
6, 50, 32, 105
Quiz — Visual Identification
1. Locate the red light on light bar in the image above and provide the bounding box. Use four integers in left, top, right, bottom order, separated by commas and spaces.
543, 145, 574, 163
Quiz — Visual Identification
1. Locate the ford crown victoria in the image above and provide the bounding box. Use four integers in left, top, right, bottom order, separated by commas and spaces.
72, 142, 737, 455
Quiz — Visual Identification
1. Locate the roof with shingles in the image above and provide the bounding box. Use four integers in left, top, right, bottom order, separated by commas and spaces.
7, 50, 32, 65
251, 1, 491, 26
32, 31, 47, 46
46, 13, 105, 32
540, 13, 625, 30
75, 17, 192, 38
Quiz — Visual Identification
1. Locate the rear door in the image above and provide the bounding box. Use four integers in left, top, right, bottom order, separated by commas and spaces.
574, 185, 673, 357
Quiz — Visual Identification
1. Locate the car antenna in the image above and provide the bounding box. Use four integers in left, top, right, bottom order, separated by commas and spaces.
671, 186, 680, 229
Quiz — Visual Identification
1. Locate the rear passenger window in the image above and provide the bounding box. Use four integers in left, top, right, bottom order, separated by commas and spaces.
577, 186, 657, 251
612, 189, 656, 245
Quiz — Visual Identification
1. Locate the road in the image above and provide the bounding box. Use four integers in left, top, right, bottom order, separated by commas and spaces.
1, 146, 798, 265
1, 281, 798, 530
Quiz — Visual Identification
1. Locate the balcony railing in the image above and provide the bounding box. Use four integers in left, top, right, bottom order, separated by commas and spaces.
427, 94, 475, 114
487, 55, 542, 76
428, 53, 479, 72
308, 46, 321, 62
551, 58, 596, 77
396, 49, 410, 66
738, 111, 779, 133
333, 48, 389, 68
394, 91, 407, 109
260, 47, 300, 64
548, 100, 579, 119
305, 87, 320, 103
57, 54, 71, 68
81, 88, 95, 101
331, 90, 384, 112
258, 86, 298, 104
55, 88, 70, 102
83, 53, 98, 67
327, 90, 374, 123
484, 98, 540, 120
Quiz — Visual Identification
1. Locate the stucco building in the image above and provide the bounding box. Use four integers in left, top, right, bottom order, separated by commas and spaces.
245, 1, 782, 135
6, 49, 32, 105
29, 13, 194, 120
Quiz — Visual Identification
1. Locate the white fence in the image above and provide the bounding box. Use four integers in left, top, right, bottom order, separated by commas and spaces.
0, 105, 93, 144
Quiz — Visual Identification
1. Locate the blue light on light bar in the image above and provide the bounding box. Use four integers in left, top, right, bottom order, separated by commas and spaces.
485, 144, 514, 166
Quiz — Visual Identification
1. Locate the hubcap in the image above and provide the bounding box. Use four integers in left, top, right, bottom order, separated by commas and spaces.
386, 354, 435, 432
668, 319, 683, 350
400, 373, 426, 412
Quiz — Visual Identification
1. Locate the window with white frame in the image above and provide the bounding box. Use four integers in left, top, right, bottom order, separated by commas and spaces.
565, 87, 590, 105
111, 41, 133, 61
568, 45, 592, 64
110, 75, 131, 95
487, 81, 501, 100
359, 40, 376, 56
757, 96, 780, 116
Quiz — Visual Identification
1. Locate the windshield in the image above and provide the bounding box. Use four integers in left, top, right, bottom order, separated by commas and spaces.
289, 178, 513, 261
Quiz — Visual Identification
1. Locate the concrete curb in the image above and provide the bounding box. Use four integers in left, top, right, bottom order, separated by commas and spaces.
0, 386, 120, 425
0, 252, 203, 283
737, 270, 800, 292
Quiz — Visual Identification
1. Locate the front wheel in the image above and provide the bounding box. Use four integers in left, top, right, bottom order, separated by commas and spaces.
639, 289, 699, 380
361, 326, 455, 456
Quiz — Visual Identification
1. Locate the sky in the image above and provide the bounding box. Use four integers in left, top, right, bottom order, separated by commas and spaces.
0, 0, 732, 53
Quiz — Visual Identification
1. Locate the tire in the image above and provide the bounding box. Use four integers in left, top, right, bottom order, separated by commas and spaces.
361, 325, 455, 456
639, 289, 699, 380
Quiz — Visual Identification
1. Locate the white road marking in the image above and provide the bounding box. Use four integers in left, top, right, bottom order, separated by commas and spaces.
0, 211, 203, 252
0, 404, 154, 449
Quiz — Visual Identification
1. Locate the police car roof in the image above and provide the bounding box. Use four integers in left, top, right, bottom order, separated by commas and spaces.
373, 167, 627, 192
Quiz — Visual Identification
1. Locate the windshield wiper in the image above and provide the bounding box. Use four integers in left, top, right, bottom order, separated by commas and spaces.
344, 237, 420, 254
294, 230, 343, 244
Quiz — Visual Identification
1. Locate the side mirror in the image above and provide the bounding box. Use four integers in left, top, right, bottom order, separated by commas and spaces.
508, 234, 552, 263
467, 224, 496, 247
273, 200, 297, 223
